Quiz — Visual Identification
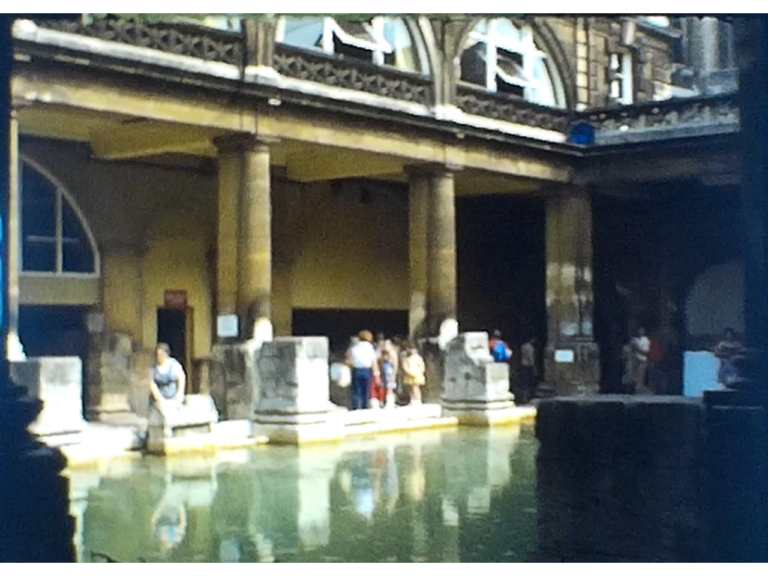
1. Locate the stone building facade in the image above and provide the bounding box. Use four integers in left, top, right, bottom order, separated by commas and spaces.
7, 15, 741, 414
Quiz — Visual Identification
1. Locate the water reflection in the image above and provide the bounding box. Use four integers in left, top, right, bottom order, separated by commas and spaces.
68, 425, 538, 563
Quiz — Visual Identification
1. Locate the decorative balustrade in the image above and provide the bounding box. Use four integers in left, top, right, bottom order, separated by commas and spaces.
455, 84, 572, 132
577, 93, 739, 141
26, 18, 740, 144
272, 44, 434, 106
35, 17, 244, 67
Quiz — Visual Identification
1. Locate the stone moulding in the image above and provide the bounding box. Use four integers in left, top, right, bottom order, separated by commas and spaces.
272, 43, 434, 106
35, 17, 244, 66
455, 84, 573, 133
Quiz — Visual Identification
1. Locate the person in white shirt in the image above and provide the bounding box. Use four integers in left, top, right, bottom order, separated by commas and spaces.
345, 330, 378, 410
630, 326, 651, 393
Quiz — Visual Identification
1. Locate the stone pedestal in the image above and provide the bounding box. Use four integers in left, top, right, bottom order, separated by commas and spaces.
252, 337, 344, 444
85, 332, 135, 420
146, 394, 220, 455
11, 357, 87, 444
441, 333, 519, 425
210, 342, 259, 420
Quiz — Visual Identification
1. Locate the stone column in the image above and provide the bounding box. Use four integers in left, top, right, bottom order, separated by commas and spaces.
213, 136, 242, 324
238, 138, 273, 341
544, 189, 600, 395
407, 170, 429, 339
425, 166, 458, 336
271, 178, 295, 337
6, 108, 23, 360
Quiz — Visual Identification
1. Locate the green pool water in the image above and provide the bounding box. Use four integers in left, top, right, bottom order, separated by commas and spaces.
69, 424, 539, 563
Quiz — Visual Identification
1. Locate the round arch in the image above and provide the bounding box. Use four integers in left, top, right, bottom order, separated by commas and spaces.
455, 16, 573, 109
19, 155, 101, 278
274, 15, 432, 76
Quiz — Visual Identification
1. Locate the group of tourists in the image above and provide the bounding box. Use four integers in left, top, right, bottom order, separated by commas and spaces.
487, 329, 540, 404
345, 331, 426, 411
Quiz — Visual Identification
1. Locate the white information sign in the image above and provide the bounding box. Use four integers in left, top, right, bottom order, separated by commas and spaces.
217, 315, 239, 338
554, 349, 575, 363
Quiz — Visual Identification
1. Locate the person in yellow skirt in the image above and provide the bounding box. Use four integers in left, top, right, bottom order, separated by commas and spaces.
402, 344, 426, 406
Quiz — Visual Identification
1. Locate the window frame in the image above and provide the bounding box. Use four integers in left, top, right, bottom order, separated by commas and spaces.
19, 157, 101, 279
275, 16, 430, 76
460, 18, 566, 108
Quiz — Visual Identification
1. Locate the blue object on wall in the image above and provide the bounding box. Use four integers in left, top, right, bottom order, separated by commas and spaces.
567, 121, 595, 145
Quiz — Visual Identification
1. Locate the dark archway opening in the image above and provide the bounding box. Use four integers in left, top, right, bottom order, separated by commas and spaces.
593, 180, 743, 395
456, 194, 547, 370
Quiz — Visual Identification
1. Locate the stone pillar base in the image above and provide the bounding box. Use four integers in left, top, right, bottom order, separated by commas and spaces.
441, 333, 525, 426
86, 333, 137, 421
11, 357, 87, 441
442, 399, 535, 426
146, 394, 220, 455
253, 337, 344, 444
253, 411, 346, 445
210, 342, 259, 420
544, 341, 600, 396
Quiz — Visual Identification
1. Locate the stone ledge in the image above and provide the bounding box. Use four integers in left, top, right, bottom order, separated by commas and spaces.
443, 405, 536, 426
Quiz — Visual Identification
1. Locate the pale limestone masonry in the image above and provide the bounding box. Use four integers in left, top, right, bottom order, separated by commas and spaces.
252, 337, 345, 444
11, 357, 87, 444
441, 332, 528, 425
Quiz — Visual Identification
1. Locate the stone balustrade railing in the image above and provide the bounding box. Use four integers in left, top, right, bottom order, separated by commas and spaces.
273, 44, 434, 106
27, 17, 741, 145
35, 17, 244, 66
455, 84, 573, 133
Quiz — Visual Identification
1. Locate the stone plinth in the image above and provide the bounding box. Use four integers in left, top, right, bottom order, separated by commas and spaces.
11, 357, 86, 443
253, 337, 344, 444
441, 333, 519, 425
146, 394, 220, 454
85, 333, 135, 420
535, 396, 707, 562
210, 342, 259, 420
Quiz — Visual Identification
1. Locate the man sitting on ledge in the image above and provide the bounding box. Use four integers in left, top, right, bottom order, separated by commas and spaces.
150, 342, 187, 413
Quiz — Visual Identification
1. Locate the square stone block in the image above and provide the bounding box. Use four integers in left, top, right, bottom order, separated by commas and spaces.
256, 337, 332, 414
442, 332, 513, 404
12, 357, 86, 437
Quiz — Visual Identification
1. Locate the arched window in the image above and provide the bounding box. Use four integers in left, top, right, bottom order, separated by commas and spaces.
20, 160, 98, 276
276, 16, 428, 75
460, 18, 564, 108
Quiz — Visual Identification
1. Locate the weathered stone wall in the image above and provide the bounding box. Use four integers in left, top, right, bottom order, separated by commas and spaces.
535, 395, 768, 562
536, 396, 707, 562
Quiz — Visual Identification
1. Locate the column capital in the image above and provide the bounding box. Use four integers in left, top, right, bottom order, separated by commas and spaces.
404, 162, 462, 180
213, 133, 280, 155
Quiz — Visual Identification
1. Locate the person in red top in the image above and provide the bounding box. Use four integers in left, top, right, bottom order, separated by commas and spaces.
646, 331, 667, 394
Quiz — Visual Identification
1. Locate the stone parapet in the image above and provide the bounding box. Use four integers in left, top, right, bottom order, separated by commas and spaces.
535, 396, 707, 562
85, 332, 136, 420
146, 394, 220, 454
441, 332, 520, 425
543, 340, 600, 396
11, 357, 87, 443
210, 341, 260, 420
252, 337, 344, 444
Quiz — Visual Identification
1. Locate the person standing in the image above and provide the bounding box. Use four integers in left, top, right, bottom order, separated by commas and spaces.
380, 349, 398, 409
714, 328, 744, 387
489, 330, 512, 363
518, 337, 539, 404
630, 326, 651, 394
402, 345, 426, 406
346, 330, 378, 410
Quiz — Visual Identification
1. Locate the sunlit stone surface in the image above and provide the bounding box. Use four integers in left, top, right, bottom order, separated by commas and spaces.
68, 425, 538, 563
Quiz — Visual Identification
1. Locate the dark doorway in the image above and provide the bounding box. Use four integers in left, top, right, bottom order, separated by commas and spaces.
157, 308, 192, 377
455, 195, 547, 358
292, 308, 408, 359
19, 305, 89, 410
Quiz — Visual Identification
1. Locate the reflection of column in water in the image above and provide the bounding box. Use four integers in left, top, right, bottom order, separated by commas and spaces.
441, 497, 461, 563
70, 499, 88, 562
253, 533, 275, 563
296, 448, 338, 548
486, 425, 520, 490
